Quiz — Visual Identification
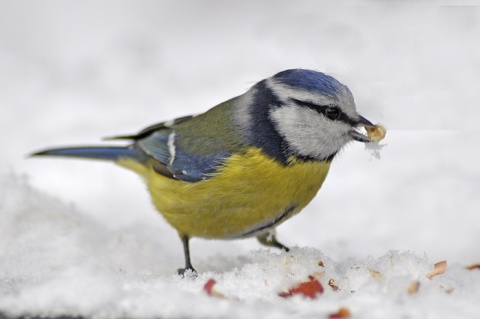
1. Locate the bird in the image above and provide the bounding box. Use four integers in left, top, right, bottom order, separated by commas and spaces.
32, 69, 375, 275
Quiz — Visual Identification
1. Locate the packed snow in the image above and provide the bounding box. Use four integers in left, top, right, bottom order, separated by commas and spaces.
1, 1, 480, 318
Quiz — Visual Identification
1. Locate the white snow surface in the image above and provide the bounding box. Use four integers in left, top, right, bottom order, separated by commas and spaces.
2, 1, 480, 318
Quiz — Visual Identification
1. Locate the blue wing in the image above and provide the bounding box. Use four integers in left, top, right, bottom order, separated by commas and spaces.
33, 110, 238, 183
135, 121, 231, 183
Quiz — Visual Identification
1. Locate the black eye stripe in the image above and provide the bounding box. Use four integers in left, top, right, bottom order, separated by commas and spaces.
290, 98, 355, 125
290, 98, 331, 113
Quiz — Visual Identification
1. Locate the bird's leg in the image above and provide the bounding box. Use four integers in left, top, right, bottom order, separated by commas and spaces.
177, 235, 197, 276
257, 231, 290, 252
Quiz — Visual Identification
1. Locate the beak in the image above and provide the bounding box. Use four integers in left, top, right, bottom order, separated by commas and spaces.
348, 114, 375, 143
356, 115, 375, 128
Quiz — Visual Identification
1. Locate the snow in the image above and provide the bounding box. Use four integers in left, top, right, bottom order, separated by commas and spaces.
2, 1, 480, 318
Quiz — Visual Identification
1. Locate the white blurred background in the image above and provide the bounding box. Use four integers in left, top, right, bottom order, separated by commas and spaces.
2, 0, 480, 269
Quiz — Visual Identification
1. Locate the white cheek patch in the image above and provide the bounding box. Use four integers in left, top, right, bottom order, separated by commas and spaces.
270, 105, 351, 160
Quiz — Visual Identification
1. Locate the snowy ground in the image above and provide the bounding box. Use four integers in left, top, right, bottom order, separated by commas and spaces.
1, 1, 480, 318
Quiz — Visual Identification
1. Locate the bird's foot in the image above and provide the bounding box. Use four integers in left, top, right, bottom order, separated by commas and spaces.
177, 266, 198, 278
257, 232, 290, 252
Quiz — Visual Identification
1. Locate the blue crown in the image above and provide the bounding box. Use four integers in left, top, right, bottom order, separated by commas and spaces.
273, 69, 343, 97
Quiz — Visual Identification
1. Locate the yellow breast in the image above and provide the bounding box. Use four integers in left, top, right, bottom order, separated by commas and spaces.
119, 148, 330, 239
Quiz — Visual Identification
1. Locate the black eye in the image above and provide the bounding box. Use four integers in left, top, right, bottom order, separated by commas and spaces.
325, 107, 340, 120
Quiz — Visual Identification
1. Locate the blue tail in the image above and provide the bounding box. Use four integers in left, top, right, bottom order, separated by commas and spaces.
31, 146, 145, 162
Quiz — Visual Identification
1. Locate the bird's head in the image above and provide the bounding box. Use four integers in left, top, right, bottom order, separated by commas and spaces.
240, 69, 374, 163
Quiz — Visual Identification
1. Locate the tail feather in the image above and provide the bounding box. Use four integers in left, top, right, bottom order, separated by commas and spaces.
31, 146, 145, 162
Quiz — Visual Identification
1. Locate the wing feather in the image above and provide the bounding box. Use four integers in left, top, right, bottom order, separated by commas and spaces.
118, 114, 232, 183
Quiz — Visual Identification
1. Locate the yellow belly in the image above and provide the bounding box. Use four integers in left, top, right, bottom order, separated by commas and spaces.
119, 148, 330, 239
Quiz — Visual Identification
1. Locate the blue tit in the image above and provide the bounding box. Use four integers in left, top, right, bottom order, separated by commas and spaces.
32, 69, 375, 275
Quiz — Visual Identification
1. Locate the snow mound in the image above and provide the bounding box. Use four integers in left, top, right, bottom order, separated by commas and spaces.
1, 172, 480, 319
